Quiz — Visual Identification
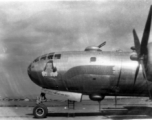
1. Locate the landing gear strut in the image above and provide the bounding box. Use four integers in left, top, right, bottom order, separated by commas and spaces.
98, 101, 101, 112
36, 93, 47, 104
33, 92, 48, 118
89, 94, 105, 112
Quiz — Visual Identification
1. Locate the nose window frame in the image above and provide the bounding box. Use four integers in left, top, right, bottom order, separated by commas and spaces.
41, 56, 47, 60
34, 57, 40, 63
54, 54, 61, 59
48, 54, 53, 59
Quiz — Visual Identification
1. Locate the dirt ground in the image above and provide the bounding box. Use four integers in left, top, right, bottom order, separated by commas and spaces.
0, 97, 152, 120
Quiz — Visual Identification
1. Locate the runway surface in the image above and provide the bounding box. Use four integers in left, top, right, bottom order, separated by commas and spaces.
0, 97, 152, 120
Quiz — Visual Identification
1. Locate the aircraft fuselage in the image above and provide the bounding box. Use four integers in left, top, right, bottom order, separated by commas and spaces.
28, 51, 151, 97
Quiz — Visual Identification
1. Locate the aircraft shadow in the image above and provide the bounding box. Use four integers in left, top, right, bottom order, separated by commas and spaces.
102, 106, 152, 119
27, 106, 152, 119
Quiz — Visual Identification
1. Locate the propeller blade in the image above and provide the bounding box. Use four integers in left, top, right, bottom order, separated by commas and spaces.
140, 5, 152, 56
133, 64, 140, 86
140, 59, 147, 79
115, 95, 117, 108
133, 29, 140, 56
132, 6, 152, 99
132, 29, 140, 84
141, 61, 152, 98
98, 41, 106, 48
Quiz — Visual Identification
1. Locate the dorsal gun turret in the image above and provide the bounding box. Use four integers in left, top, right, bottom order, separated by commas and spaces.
84, 41, 106, 52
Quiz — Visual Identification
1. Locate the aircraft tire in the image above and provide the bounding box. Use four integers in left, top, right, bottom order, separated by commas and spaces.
33, 104, 48, 118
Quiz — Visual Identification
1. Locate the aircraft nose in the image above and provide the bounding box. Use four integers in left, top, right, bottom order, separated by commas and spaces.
27, 61, 36, 74
27, 63, 33, 74
27, 63, 32, 72
27, 63, 35, 80
27, 61, 43, 87
27, 58, 48, 87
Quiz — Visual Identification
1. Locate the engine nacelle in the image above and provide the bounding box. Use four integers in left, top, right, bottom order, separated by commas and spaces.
130, 52, 138, 61
89, 94, 105, 101
42, 88, 82, 102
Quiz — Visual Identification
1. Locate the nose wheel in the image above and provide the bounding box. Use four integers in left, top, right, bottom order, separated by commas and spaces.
33, 92, 48, 118
33, 104, 48, 118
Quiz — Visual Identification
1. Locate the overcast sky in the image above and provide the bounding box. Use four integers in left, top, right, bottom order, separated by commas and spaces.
0, 0, 152, 98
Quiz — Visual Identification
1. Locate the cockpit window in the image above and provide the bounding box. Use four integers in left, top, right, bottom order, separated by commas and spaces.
48, 54, 53, 59
90, 57, 96, 62
41, 56, 47, 60
54, 54, 61, 59
34, 57, 39, 62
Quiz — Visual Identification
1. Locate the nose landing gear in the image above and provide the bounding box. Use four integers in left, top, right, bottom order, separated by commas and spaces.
33, 104, 48, 118
33, 93, 48, 118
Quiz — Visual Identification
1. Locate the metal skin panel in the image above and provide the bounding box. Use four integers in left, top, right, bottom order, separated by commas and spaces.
28, 51, 150, 97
